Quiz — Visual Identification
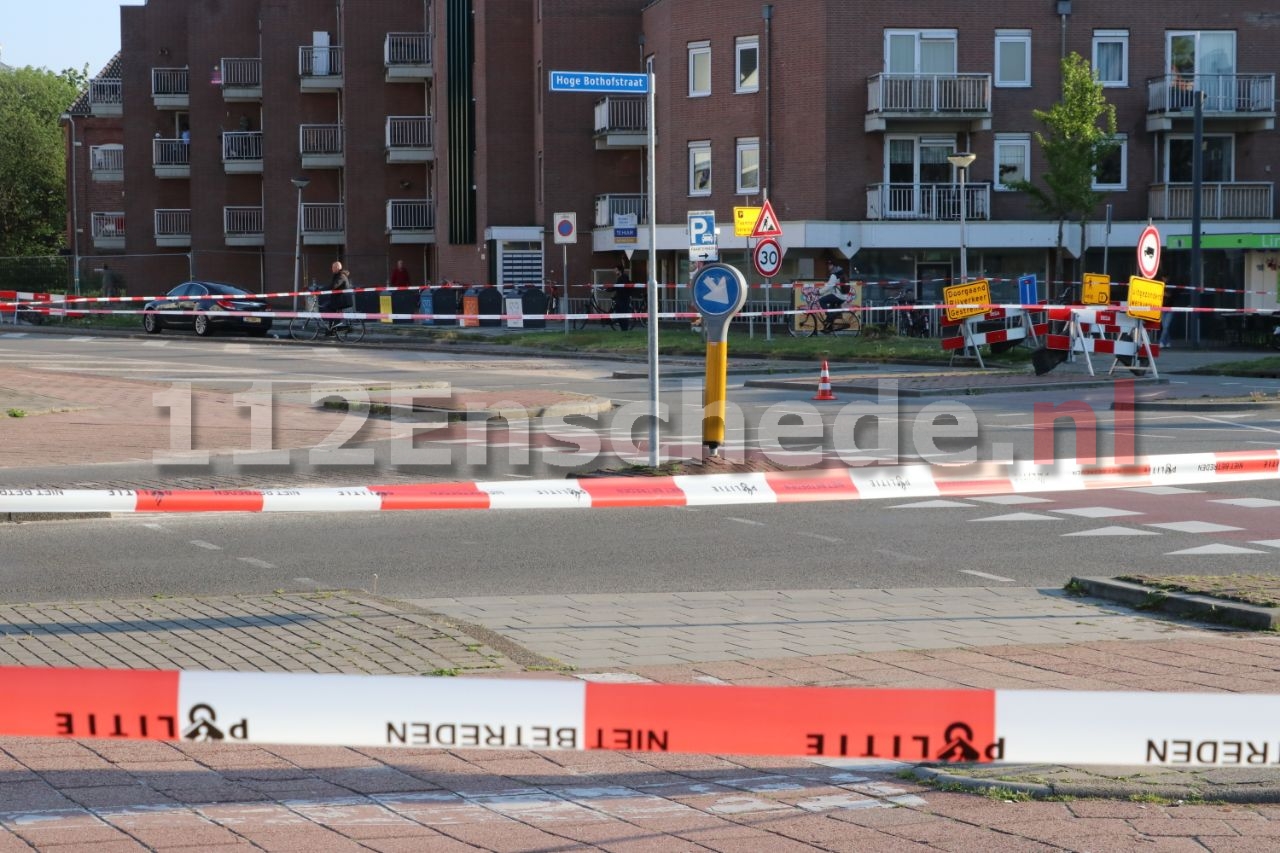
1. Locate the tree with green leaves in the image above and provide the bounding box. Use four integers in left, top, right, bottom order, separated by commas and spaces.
1007, 52, 1118, 301
0, 66, 83, 258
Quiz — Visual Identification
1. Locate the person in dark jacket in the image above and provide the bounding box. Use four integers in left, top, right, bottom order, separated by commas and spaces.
612, 260, 633, 331
325, 260, 354, 332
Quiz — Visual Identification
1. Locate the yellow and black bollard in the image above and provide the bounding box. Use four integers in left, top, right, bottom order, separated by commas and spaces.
690, 263, 749, 456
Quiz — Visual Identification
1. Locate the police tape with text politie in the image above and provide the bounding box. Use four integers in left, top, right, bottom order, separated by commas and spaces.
4, 666, 1280, 768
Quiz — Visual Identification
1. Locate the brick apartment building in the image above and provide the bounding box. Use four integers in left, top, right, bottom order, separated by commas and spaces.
63, 0, 1280, 333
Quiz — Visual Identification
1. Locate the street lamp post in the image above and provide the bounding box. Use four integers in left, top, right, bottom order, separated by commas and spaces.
947, 152, 976, 283
291, 177, 310, 312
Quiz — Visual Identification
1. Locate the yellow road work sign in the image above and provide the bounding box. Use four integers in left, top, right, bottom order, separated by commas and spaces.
942, 279, 991, 322
733, 206, 762, 237
1126, 276, 1165, 323
1082, 273, 1111, 306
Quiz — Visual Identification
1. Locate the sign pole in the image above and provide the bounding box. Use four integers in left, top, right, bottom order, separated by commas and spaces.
562, 243, 568, 335
691, 264, 749, 456
646, 70, 660, 468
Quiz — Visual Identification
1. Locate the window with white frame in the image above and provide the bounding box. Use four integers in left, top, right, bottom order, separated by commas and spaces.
1092, 30, 1128, 87
688, 41, 711, 97
689, 141, 711, 195
1092, 135, 1127, 190
736, 36, 759, 93
885, 29, 957, 73
994, 134, 1030, 190
995, 30, 1031, 87
736, 138, 760, 194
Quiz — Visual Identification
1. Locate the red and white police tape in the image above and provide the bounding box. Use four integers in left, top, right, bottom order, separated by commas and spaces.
1, 665, 1277, 767
2, 450, 1277, 514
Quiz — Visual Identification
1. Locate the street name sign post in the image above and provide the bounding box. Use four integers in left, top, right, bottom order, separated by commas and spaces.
549, 70, 661, 465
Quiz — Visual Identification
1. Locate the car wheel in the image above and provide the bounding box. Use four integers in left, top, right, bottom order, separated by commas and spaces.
143, 313, 162, 334
194, 314, 213, 337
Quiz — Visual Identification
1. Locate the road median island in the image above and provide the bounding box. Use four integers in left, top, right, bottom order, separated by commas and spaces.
1070, 574, 1280, 630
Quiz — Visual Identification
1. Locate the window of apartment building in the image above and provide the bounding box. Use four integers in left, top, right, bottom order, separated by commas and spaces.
885, 30, 956, 74
1168, 31, 1237, 111
994, 134, 1030, 190
1167, 134, 1234, 183
689, 41, 711, 97
689, 141, 712, 195
994, 30, 1031, 87
1092, 30, 1128, 87
736, 36, 759, 93
736, 137, 760, 194
1092, 135, 1127, 190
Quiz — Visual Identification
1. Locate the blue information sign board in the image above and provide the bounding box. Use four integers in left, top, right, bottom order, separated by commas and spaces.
1017, 274, 1038, 306
548, 71, 649, 94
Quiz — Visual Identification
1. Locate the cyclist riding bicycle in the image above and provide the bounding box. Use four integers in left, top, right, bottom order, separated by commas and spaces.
324, 260, 354, 334
818, 260, 851, 331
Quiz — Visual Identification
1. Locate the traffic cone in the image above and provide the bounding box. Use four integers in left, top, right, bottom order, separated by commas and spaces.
812, 360, 837, 401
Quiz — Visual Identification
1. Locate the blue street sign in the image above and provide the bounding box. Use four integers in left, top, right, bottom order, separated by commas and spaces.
548, 70, 649, 94
691, 263, 747, 319
688, 211, 716, 248
1017, 274, 1038, 305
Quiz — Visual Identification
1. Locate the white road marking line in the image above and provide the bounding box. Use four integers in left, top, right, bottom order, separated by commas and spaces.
237, 557, 276, 569
973, 512, 1063, 522
890, 500, 974, 508
1251, 540, 1280, 549
1127, 486, 1203, 495
726, 517, 765, 526
1051, 506, 1144, 518
1062, 526, 1160, 537
1210, 498, 1280, 508
141, 523, 165, 530
1147, 520, 1242, 534
1166, 544, 1268, 556
960, 569, 1015, 582
969, 495, 1052, 505
795, 532, 843, 543
188, 540, 221, 550
1193, 415, 1280, 435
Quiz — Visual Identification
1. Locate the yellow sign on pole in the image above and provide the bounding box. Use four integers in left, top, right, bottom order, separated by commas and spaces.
1126, 276, 1165, 323
733, 206, 762, 238
942, 279, 991, 322
1082, 273, 1111, 306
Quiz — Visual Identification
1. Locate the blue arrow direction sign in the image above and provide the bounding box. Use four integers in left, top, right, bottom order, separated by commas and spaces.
548, 71, 649, 94
692, 263, 747, 319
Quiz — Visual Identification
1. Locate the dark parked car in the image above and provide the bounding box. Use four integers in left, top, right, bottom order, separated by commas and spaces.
142, 281, 272, 337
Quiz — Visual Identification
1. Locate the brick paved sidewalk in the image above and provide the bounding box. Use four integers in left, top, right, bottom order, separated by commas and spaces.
2, 591, 1280, 850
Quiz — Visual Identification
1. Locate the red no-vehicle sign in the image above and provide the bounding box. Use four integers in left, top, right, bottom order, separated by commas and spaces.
753, 238, 783, 278
1137, 224, 1161, 278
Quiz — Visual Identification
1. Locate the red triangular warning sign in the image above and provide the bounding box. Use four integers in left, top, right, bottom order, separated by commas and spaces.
751, 199, 783, 238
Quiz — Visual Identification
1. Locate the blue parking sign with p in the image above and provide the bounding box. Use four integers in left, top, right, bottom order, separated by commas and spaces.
688, 212, 716, 247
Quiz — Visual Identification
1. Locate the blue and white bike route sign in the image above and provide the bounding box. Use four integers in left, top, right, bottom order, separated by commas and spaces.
692, 263, 748, 321
548, 71, 649, 94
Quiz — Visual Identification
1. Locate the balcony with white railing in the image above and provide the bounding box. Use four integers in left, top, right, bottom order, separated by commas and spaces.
92, 212, 126, 250
865, 183, 991, 221
865, 73, 992, 132
151, 67, 189, 109
222, 131, 264, 173
384, 33, 432, 81
386, 199, 436, 243
299, 45, 344, 91
385, 116, 434, 162
1146, 73, 1276, 132
1148, 182, 1274, 220
152, 138, 190, 179
219, 57, 263, 101
300, 124, 344, 169
594, 194, 648, 228
301, 202, 345, 244
88, 78, 123, 117
154, 209, 191, 248
224, 206, 264, 246
90, 145, 124, 182
593, 97, 647, 149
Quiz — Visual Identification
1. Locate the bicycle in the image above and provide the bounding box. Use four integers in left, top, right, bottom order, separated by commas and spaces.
891, 292, 930, 338
572, 286, 643, 331
289, 294, 366, 343
788, 286, 861, 337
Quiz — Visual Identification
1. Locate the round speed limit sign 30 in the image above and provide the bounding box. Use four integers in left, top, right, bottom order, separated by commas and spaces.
752, 238, 783, 278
